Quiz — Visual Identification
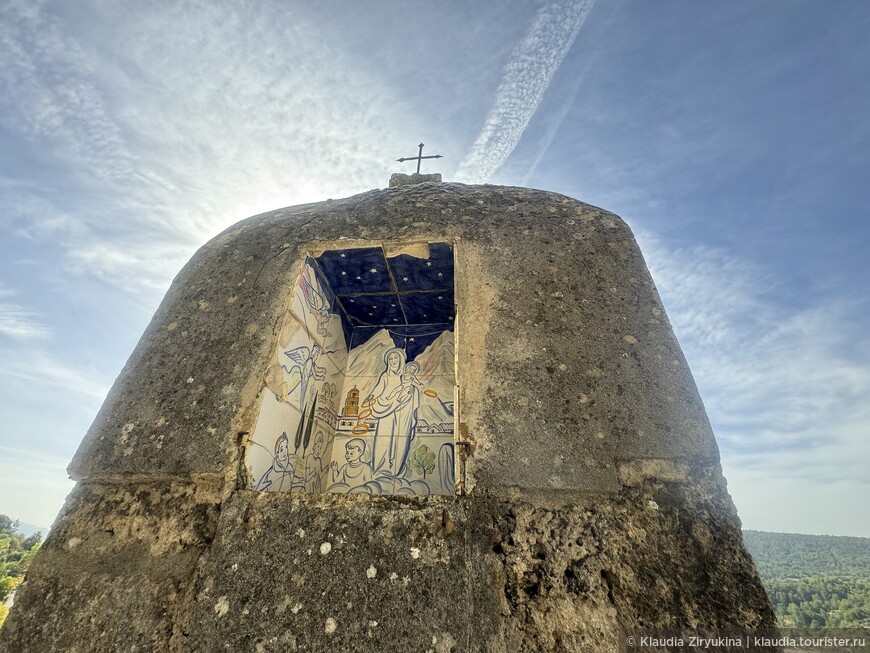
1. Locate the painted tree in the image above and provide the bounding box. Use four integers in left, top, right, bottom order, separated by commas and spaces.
409, 445, 436, 480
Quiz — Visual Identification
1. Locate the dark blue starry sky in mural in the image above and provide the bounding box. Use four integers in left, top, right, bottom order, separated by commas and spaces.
312, 243, 454, 359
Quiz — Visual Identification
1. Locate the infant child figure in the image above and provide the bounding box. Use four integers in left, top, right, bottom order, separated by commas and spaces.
330, 438, 374, 488
385, 360, 423, 403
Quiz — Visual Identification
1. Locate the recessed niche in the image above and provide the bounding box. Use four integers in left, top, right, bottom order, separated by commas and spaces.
246, 242, 456, 496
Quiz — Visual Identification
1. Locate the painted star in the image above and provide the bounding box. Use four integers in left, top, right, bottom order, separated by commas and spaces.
426, 261, 432, 267
340, 253, 346, 258
370, 268, 378, 274
437, 272, 443, 277
349, 299, 355, 303
409, 337, 415, 342
437, 295, 443, 300
402, 276, 409, 282
356, 276, 362, 280
341, 271, 347, 276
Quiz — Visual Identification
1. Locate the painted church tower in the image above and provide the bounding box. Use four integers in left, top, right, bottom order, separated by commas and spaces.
0, 176, 776, 652
343, 387, 360, 417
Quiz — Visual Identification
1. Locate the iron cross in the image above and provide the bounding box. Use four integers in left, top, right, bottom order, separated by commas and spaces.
396, 143, 443, 174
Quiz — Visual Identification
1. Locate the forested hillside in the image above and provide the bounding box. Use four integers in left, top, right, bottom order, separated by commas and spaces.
743, 530, 870, 628
744, 530, 870, 580
0, 515, 42, 629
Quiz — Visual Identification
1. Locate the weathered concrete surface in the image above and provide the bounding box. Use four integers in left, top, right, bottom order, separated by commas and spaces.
67, 182, 717, 493
1, 183, 776, 651
0, 480, 221, 652
180, 469, 772, 653
1, 468, 774, 652
184, 492, 500, 652
483, 463, 774, 651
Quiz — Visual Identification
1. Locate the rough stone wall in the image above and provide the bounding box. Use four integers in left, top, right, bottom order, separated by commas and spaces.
179, 463, 772, 653
0, 182, 775, 652
0, 479, 222, 651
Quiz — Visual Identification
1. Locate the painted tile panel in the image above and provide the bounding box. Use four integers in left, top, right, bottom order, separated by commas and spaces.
247, 396, 306, 493
415, 377, 455, 434
347, 324, 453, 361
288, 256, 337, 345
400, 290, 454, 324
301, 426, 334, 493
337, 293, 405, 326
249, 302, 345, 494
312, 352, 345, 429
323, 294, 351, 356
405, 436, 456, 496
279, 321, 326, 416
415, 330, 454, 376
248, 243, 456, 497
316, 247, 392, 295
326, 435, 387, 495
389, 242, 453, 292
348, 326, 383, 352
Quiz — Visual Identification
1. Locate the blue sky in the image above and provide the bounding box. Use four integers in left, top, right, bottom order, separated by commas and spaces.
0, 0, 867, 536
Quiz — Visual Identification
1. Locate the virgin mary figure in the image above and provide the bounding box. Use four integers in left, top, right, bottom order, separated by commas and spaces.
365, 347, 420, 477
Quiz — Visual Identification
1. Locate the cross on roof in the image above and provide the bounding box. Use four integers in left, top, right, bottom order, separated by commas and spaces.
396, 143, 443, 174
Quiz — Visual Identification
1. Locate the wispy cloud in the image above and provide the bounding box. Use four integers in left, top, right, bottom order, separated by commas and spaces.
0, 1, 421, 298
0, 283, 51, 340
0, 304, 51, 340
0, 346, 110, 403
456, 0, 595, 183
0, 0, 134, 182
638, 231, 870, 487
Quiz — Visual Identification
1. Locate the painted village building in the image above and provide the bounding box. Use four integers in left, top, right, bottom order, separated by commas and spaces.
0, 174, 777, 652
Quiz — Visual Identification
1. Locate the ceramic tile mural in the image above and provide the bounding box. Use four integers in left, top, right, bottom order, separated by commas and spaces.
246, 243, 456, 497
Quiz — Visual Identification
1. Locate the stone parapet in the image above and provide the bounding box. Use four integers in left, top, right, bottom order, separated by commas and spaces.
389, 172, 442, 187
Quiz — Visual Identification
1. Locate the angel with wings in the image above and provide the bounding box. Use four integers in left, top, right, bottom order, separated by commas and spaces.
298, 265, 332, 338
283, 343, 327, 413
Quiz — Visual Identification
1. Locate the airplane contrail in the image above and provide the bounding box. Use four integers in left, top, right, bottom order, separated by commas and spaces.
455, 0, 595, 183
